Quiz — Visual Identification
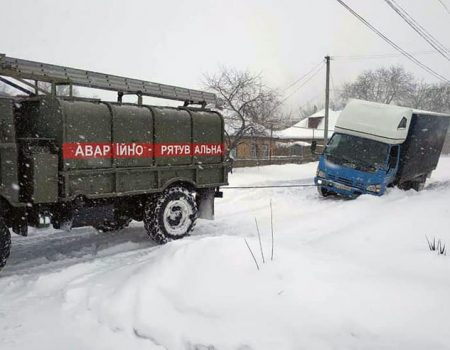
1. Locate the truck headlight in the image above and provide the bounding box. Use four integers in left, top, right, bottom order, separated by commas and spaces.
316, 170, 326, 178
366, 184, 382, 193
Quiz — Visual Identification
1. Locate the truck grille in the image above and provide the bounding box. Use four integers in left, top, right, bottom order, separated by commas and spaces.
327, 174, 337, 181
337, 177, 352, 186
328, 174, 365, 190
355, 181, 365, 190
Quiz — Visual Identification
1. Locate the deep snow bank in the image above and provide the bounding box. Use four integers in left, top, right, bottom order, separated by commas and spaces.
1, 158, 450, 350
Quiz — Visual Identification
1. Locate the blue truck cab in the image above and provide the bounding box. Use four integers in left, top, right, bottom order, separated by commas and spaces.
314, 99, 450, 198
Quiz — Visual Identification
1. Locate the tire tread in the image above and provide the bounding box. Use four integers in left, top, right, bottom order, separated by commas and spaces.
144, 186, 197, 244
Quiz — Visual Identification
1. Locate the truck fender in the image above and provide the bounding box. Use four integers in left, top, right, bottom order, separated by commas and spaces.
161, 179, 196, 192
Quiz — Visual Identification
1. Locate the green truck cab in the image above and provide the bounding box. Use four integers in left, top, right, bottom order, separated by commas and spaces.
0, 55, 228, 270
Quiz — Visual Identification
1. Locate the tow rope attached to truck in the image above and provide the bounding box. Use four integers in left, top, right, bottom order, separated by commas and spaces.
223, 184, 317, 189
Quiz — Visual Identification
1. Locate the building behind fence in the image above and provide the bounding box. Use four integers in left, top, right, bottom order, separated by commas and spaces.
229, 109, 339, 167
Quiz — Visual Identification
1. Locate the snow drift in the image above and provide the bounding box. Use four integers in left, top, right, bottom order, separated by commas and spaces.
1, 158, 450, 350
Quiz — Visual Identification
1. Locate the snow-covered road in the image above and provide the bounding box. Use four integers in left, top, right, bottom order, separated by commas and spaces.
1, 159, 450, 350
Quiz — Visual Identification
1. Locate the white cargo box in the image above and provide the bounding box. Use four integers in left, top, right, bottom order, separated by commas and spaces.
335, 99, 450, 144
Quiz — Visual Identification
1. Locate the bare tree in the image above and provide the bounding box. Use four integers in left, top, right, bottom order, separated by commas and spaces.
338, 65, 415, 106
407, 82, 450, 113
338, 64, 450, 113
298, 102, 324, 119
204, 66, 284, 158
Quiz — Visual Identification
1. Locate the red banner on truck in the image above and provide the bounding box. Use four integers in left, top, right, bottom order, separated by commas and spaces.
63, 142, 224, 159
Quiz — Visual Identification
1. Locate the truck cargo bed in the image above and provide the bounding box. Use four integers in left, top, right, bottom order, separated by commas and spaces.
397, 113, 449, 183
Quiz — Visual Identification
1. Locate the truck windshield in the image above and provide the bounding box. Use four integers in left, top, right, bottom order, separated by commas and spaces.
324, 133, 389, 171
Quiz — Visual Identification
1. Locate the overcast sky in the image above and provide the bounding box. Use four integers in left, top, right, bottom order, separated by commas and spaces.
1, 0, 449, 112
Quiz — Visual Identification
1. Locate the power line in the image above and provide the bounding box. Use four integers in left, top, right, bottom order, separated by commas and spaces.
281, 63, 325, 103
283, 60, 324, 91
437, 0, 450, 15
332, 50, 435, 60
336, 0, 450, 83
383, 0, 450, 61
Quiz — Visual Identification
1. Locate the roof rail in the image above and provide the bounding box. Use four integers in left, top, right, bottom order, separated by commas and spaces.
0, 54, 217, 106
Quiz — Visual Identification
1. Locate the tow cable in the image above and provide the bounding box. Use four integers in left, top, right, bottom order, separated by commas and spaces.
222, 184, 317, 189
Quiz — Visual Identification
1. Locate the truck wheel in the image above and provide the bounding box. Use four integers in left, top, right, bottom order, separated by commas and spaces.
399, 178, 426, 192
144, 186, 198, 244
411, 180, 425, 192
398, 181, 412, 191
317, 186, 331, 197
94, 216, 131, 232
0, 219, 11, 270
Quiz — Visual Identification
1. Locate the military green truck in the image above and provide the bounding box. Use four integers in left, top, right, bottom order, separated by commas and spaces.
0, 54, 228, 270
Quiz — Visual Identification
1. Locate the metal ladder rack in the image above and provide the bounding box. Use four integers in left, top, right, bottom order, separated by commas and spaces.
0, 54, 217, 106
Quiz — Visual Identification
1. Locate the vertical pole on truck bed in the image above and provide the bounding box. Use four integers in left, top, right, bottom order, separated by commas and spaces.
324, 55, 331, 146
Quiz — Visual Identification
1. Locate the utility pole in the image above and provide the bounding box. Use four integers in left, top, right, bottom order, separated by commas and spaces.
269, 123, 273, 164
324, 55, 331, 146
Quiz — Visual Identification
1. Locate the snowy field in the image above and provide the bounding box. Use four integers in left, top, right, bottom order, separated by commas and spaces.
1, 158, 450, 350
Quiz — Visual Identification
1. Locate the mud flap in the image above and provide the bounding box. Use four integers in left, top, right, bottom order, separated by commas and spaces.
197, 189, 215, 220
11, 208, 28, 236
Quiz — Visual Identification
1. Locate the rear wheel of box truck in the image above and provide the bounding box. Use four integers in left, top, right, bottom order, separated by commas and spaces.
411, 180, 425, 192
0, 219, 11, 270
144, 186, 198, 244
398, 176, 426, 192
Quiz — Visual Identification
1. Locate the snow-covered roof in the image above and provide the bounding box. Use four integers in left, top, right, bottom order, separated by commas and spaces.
336, 99, 450, 145
274, 108, 341, 140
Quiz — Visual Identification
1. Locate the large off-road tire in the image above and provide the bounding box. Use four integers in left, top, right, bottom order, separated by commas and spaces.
144, 186, 198, 244
0, 219, 11, 271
